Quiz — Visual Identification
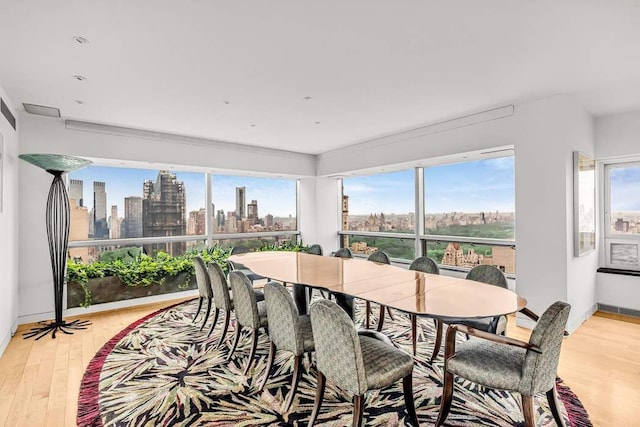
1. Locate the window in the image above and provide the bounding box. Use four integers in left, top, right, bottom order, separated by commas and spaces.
604, 162, 640, 270
424, 156, 515, 273
211, 175, 297, 234
341, 169, 415, 258
69, 166, 205, 259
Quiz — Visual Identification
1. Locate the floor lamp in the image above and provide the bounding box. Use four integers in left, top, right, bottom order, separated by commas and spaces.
19, 153, 92, 340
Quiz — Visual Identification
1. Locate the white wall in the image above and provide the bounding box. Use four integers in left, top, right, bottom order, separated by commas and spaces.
18, 114, 316, 323
316, 95, 597, 333
0, 86, 19, 355
594, 110, 640, 312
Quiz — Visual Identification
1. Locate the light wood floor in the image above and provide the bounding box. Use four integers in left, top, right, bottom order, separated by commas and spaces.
0, 300, 638, 426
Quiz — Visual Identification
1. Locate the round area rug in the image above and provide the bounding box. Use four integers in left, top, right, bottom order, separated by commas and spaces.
78, 298, 591, 426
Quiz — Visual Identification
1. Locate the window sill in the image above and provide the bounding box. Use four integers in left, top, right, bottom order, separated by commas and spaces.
597, 267, 640, 277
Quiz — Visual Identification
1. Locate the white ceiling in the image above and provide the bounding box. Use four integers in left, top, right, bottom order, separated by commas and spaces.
1, 1, 640, 155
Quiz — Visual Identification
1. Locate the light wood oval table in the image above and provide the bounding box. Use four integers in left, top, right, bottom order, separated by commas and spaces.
228, 251, 527, 320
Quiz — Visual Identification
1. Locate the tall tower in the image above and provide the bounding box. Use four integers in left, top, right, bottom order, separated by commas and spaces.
123, 196, 143, 238
93, 181, 108, 238
341, 193, 349, 248
69, 179, 84, 207
235, 186, 246, 219
247, 199, 258, 221
142, 171, 186, 256
109, 205, 122, 239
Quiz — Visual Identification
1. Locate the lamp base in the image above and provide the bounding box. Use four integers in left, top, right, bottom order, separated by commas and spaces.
22, 318, 91, 340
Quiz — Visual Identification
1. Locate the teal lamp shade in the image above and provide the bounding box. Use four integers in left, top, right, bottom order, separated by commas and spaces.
19, 153, 92, 174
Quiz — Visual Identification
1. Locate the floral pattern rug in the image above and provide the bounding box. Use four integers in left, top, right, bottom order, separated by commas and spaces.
78, 298, 591, 426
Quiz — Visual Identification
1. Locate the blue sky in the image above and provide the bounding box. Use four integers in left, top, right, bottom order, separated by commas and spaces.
610, 165, 640, 212
69, 166, 297, 217
343, 157, 515, 215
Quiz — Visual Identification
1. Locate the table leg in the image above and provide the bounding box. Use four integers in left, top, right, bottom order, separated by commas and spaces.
292, 283, 308, 315
334, 294, 355, 320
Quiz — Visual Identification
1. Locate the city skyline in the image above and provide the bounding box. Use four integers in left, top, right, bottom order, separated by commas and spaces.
610, 165, 640, 212
68, 166, 297, 218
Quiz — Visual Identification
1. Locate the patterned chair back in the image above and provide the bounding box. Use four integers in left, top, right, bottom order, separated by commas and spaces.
367, 251, 390, 264
208, 262, 232, 310
465, 264, 508, 288
264, 282, 305, 356
194, 256, 213, 299
520, 301, 571, 395
333, 248, 353, 258
409, 256, 440, 274
307, 244, 323, 256
229, 271, 260, 329
310, 299, 367, 397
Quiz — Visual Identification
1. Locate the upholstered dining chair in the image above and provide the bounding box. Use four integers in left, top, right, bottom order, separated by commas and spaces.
430, 264, 509, 361
408, 256, 440, 356
259, 281, 315, 412
436, 301, 571, 427
309, 299, 419, 427
333, 247, 353, 258
193, 256, 213, 331
228, 271, 269, 375
366, 250, 394, 330
306, 244, 323, 255
227, 246, 266, 284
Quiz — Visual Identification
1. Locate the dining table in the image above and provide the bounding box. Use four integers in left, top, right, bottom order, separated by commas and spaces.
228, 251, 527, 321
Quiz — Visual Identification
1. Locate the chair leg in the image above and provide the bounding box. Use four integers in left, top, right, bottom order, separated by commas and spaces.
365, 301, 371, 329
193, 297, 204, 323
309, 371, 326, 426
352, 394, 365, 427
546, 386, 565, 427
522, 395, 536, 427
243, 328, 259, 375
227, 321, 242, 361
199, 298, 212, 331
216, 310, 232, 347
376, 305, 386, 332
386, 306, 395, 320
411, 314, 417, 356
435, 370, 454, 426
430, 319, 443, 363
258, 341, 276, 391
402, 373, 419, 426
283, 355, 302, 413
207, 308, 220, 338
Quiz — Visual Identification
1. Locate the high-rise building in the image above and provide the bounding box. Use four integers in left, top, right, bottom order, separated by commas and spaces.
69, 204, 89, 262
247, 199, 258, 221
93, 181, 108, 238
265, 213, 274, 228
69, 179, 84, 208
188, 208, 206, 235
235, 186, 246, 219
109, 205, 122, 239
122, 196, 143, 238
341, 194, 349, 248
142, 171, 186, 256
216, 209, 225, 231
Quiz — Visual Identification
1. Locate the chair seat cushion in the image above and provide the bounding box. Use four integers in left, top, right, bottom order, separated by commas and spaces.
257, 300, 269, 328
298, 315, 315, 352
446, 338, 526, 391
359, 335, 413, 390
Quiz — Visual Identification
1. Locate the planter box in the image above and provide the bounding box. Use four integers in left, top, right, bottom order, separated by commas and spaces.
67, 272, 197, 308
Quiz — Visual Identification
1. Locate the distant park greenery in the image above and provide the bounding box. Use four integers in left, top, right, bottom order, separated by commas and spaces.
67, 240, 308, 307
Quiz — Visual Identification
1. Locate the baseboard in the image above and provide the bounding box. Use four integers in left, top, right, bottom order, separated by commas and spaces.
597, 303, 640, 318
0, 317, 18, 358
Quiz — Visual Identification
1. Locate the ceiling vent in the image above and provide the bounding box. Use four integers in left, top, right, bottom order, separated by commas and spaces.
23, 103, 61, 118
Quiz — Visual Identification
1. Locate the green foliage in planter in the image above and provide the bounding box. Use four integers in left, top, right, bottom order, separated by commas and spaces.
66, 242, 304, 307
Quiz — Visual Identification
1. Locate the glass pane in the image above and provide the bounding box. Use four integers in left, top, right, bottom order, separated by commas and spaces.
424, 157, 515, 239
68, 166, 206, 244
211, 175, 297, 233
609, 165, 640, 234
427, 240, 515, 274
342, 169, 415, 233
213, 235, 297, 251
346, 235, 415, 260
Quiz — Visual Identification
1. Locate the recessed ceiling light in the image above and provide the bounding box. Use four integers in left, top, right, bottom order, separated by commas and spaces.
223, 100, 231, 105
250, 124, 256, 127
73, 36, 90, 44
315, 121, 320, 125
73, 75, 87, 81
304, 96, 312, 101
74, 100, 85, 105
23, 103, 61, 118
